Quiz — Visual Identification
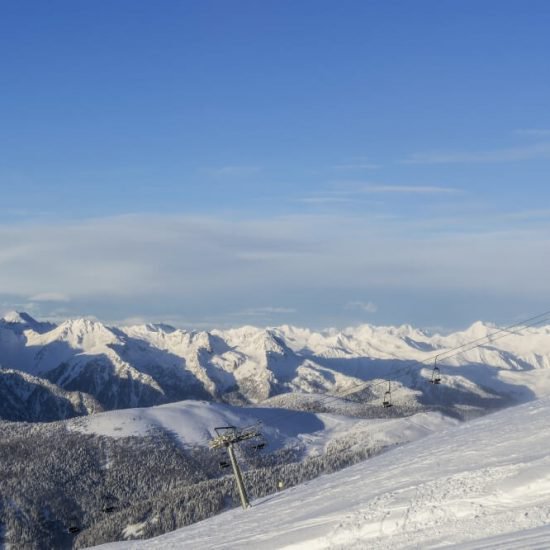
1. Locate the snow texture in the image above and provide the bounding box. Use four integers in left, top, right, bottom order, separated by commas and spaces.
94, 397, 550, 549
69, 398, 458, 457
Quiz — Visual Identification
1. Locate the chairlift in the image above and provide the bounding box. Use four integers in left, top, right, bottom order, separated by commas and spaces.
382, 381, 392, 408
102, 501, 117, 514
431, 366, 441, 384
67, 516, 81, 534
430, 358, 442, 384
218, 448, 231, 469
251, 434, 267, 452
101, 494, 118, 514
219, 460, 231, 469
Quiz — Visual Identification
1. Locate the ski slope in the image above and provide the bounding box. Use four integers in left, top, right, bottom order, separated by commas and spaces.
94, 397, 550, 549
70, 398, 457, 457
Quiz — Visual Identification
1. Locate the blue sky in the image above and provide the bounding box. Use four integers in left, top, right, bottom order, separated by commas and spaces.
1, 1, 549, 329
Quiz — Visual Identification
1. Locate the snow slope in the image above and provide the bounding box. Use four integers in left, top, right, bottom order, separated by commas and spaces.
69, 399, 458, 458
94, 396, 550, 549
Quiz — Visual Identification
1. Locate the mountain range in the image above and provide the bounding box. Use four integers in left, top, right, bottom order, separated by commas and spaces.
1, 311, 549, 421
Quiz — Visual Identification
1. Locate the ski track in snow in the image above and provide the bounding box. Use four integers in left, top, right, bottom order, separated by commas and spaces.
94, 398, 550, 550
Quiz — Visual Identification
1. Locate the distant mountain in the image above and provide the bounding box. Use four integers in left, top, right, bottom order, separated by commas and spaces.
0, 367, 102, 421
1, 311, 550, 420
0, 310, 56, 334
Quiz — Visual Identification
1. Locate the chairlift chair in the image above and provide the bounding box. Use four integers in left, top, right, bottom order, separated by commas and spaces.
67, 516, 81, 534
382, 381, 392, 408
430, 358, 442, 384
431, 366, 442, 384
251, 434, 267, 452
218, 449, 231, 469
218, 447, 231, 469
101, 494, 118, 514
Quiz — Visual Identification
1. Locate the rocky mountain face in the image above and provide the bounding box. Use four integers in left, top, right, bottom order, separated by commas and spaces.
0, 368, 102, 421
1, 311, 550, 421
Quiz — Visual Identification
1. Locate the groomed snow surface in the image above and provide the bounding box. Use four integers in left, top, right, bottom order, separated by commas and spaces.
95, 397, 550, 549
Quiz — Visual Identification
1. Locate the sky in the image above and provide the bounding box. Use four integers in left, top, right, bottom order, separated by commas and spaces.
1, 0, 550, 330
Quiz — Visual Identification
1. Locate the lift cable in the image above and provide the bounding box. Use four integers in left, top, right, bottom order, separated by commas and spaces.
208, 308, 550, 508
313, 311, 550, 409
248, 308, 550, 424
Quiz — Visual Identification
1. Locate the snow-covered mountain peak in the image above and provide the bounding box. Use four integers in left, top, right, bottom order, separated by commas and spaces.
0, 310, 56, 334
262, 330, 288, 354
2, 310, 34, 324
189, 330, 216, 352
143, 323, 177, 334
52, 318, 121, 350
460, 320, 494, 339
215, 326, 284, 353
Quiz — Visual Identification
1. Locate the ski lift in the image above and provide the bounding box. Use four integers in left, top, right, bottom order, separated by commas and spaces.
250, 434, 267, 452
67, 516, 81, 534
218, 448, 231, 469
430, 358, 442, 385
383, 381, 392, 408
102, 495, 117, 514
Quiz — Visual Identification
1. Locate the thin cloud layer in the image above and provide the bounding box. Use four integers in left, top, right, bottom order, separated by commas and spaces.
403, 142, 550, 164
345, 301, 378, 313
204, 165, 261, 177
1, 214, 549, 322
360, 185, 459, 194
28, 292, 70, 302
515, 129, 550, 137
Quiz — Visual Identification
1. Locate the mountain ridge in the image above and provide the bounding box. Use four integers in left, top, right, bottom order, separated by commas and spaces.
1, 311, 549, 421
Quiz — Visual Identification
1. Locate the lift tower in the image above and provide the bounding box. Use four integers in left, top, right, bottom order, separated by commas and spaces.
209, 424, 263, 510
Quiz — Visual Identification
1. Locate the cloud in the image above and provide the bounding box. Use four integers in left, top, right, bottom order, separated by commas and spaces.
0, 213, 549, 327
333, 163, 381, 170
500, 209, 550, 221
296, 184, 459, 206
402, 142, 550, 164
204, 165, 261, 177
294, 196, 353, 205
237, 306, 297, 317
331, 155, 381, 171
359, 185, 459, 194
28, 292, 70, 302
516, 129, 550, 137
345, 301, 378, 313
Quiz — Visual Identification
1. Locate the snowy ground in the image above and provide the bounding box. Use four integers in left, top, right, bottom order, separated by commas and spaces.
93, 397, 550, 549
70, 399, 457, 457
